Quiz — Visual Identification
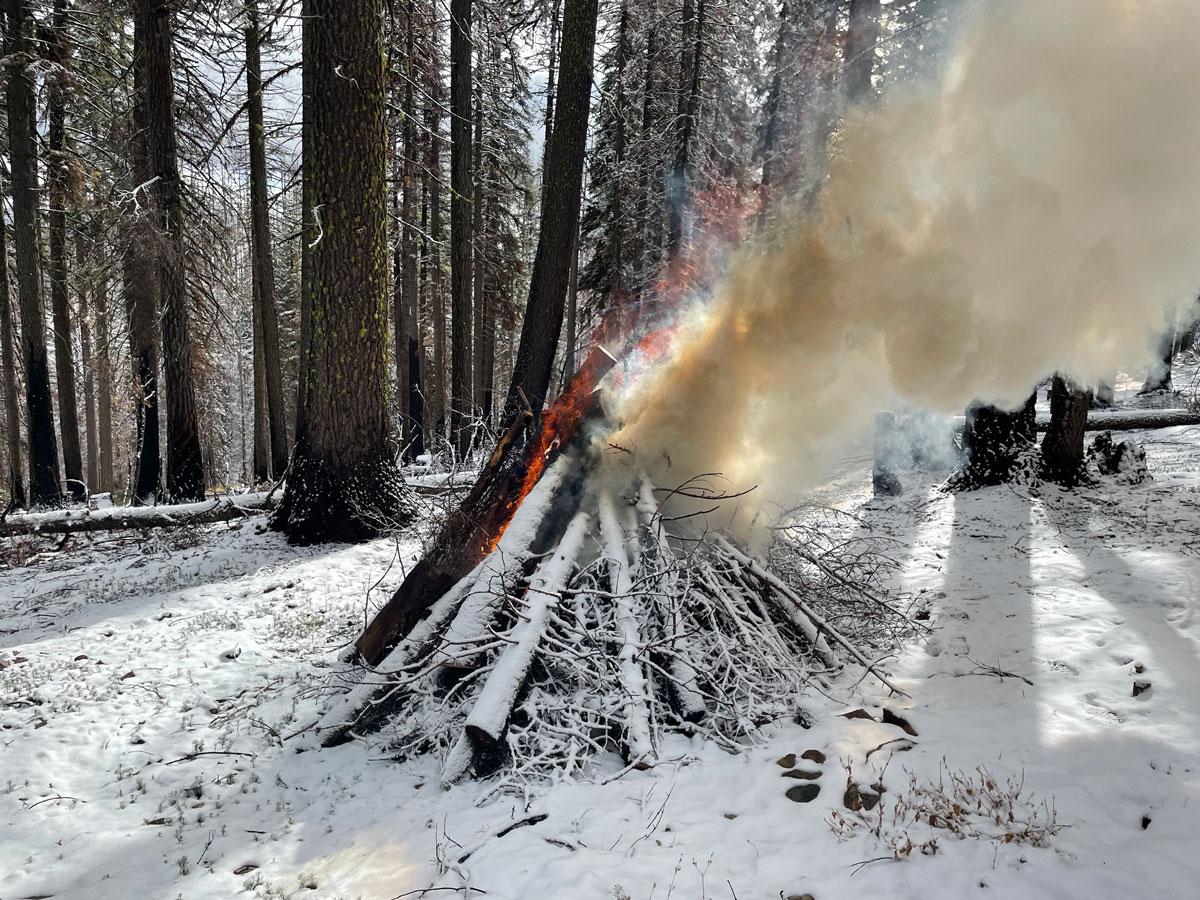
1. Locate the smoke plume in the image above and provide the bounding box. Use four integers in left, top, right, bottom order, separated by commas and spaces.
614, 0, 1200, 512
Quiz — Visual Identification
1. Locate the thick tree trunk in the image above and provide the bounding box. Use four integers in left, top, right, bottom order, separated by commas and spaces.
449, 0, 474, 457
47, 0, 84, 499
844, 0, 881, 103
136, 0, 205, 501
0, 184, 25, 508
501, 0, 598, 426
6, 0, 61, 507
274, 0, 410, 544
123, 30, 163, 505
962, 393, 1037, 487
246, 2, 290, 480
1041, 375, 1091, 485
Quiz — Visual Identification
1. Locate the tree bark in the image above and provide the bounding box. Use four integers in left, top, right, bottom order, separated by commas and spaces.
424, 34, 447, 439
844, 0, 881, 103
123, 23, 162, 504
135, 0, 205, 501
76, 235, 99, 492
274, 0, 411, 544
399, 0, 424, 458
449, 0, 474, 457
6, 0, 61, 507
1041, 375, 1091, 485
91, 228, 114, 494
471, 63, 485, 437
501, 0, 598, 427
0, 177, 25, 508
47, 0, 84, 499
962, 393, 1037, 487
246, 1, 289, 479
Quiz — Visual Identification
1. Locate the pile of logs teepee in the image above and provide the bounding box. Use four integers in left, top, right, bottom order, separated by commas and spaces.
316, 349, 910, 788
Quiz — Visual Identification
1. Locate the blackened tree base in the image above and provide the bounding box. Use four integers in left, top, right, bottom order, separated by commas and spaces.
273, 447, 414, 545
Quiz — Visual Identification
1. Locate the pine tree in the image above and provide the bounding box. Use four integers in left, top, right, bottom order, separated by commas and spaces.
6, 0, 62, 507
275, 0, 413, 543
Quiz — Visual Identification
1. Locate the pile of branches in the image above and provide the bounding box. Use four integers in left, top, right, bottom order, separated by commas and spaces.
315, 451, 915, 794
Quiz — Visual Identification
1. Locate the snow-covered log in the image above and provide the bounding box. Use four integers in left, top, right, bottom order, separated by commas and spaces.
598, 490, 655, 766
316, 459, 572, 747
0, 493, 274, 536
450, 509, 591, 781
434, 461, 572, 669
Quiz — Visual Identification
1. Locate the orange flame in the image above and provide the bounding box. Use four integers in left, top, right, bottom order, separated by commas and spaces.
480, 181, 760, 553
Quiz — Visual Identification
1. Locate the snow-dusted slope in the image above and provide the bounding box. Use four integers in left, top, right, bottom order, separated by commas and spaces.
3, 426, 1200, 899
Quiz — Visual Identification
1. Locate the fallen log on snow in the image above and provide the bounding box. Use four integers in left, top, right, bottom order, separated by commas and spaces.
0, 493, 275, 536
1040, 408, 1200, 431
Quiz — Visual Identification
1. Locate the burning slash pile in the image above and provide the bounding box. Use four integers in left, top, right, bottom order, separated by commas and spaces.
315, 347, 913, 789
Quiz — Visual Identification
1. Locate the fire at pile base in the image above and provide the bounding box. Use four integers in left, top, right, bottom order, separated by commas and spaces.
314, 449, 917, 793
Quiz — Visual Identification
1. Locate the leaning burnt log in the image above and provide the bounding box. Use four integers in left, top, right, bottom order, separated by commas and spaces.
355, 344, 618, 667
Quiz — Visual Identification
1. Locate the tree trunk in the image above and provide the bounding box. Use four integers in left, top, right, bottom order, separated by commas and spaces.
6, 0, 61, 507
501, 0, 598, 426
1040, 375, 1092, 485
608, 0, 629, 298
471, 65, 485, 438
424, 37, 447, 440
757, 0, 792, 228
449, 0, 474, 457
274, 0, 411, 544
136, 0, 205, 501
962, 393, 1037, 487
47, 0, 84, 499
123, 22, 162, 504
76, 235, 99, 492
539, 0, 561, 199
93, 235, 114, 495
246, 1, 289, 480
0, 179, 25, 508
844, 0, 881, 103
559, 223, 579, 391
667, 0, 706, 260
400, 0, 424, 459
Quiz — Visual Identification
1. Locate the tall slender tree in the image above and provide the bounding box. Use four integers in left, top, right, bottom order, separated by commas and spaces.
449, 0, 473, 456
502, 0, 598, 425
844, 0, 882, 102
47, 0, 85, 498
0, 172, 25, 508
246, 0, 288, 478
275, 0, 412, 543
6, 0, 61, 506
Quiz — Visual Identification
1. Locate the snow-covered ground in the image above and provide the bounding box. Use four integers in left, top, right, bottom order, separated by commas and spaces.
4, 418, 1200, 898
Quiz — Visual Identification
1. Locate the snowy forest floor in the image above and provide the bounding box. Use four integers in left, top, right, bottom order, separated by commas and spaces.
5, 391, 1200, 898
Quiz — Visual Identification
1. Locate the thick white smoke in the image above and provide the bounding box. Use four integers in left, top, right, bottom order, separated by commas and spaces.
613, 0, 1200, 511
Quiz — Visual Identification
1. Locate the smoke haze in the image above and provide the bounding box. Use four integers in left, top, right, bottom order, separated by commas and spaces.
614, 0, 1200, 510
